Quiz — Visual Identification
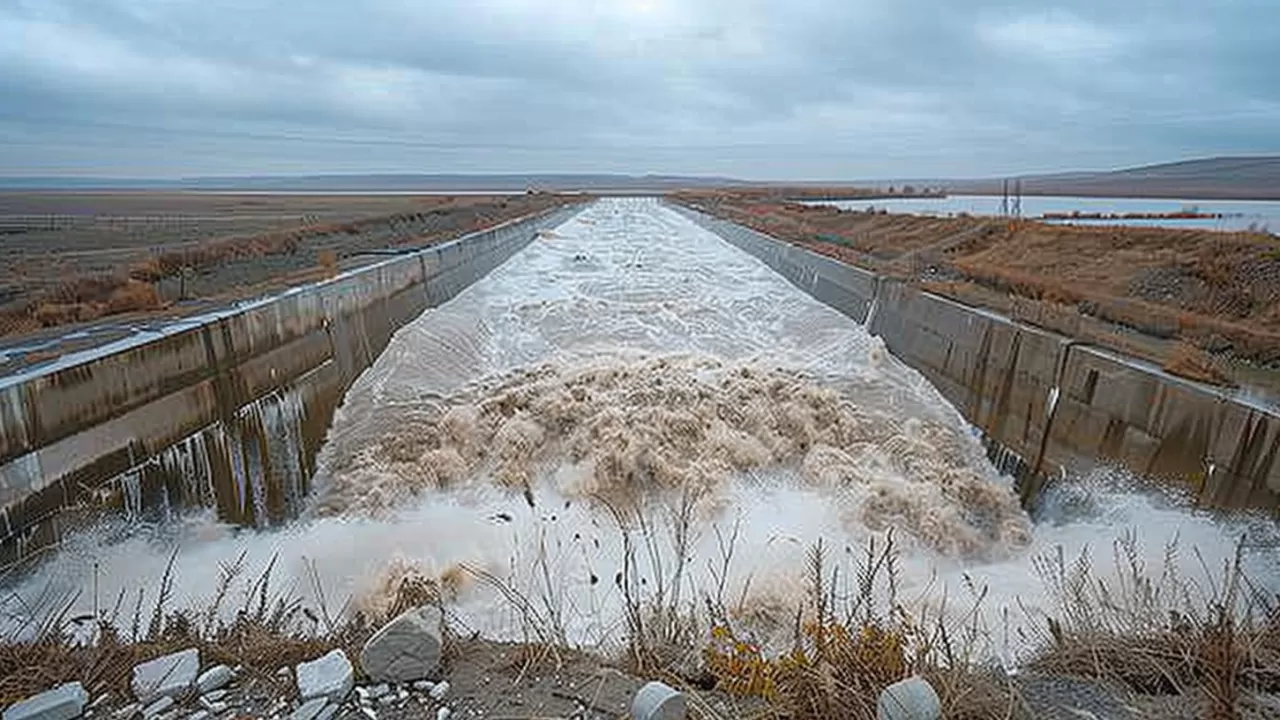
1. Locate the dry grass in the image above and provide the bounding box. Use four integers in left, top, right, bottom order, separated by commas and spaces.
1026, 532, 1280, 720
317, 250, 339, 279
0, 552, 393, 706
5, 520, 1277, 719
1164, 341, 1237, 386
2, 276, 167, 332
696, 534, 1021, 720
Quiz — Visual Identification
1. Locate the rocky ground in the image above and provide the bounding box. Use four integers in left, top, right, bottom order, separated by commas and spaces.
6, 618, 1279, 720
2, 640, 762, 720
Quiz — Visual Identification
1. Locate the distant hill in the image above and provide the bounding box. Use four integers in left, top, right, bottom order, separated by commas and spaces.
0, 173, 750, 193
942, 156, 1280, 200
3, 156, 1276, 199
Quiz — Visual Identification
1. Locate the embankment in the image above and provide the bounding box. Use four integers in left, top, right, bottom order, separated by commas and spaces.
668, 201, 1280, 512
0, 204, 584, 565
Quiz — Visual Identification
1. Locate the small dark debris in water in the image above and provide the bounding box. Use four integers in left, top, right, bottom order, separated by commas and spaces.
564, 500, 570, 509
523, 486, 535, 508
492, 513, 513, 523
641, 578, 647, 586
574, 532, 581, 541
590, 574, 598, 585
551, 514, 557, 521
615, 572, 623, 587
594, 538, 600, 549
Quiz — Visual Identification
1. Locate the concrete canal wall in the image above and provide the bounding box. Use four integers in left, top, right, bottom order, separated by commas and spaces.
0, 204, 584, 564
670, 202, 1280, 513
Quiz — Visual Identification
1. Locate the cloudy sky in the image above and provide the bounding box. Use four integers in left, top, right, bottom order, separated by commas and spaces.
1, 0, 1276, 179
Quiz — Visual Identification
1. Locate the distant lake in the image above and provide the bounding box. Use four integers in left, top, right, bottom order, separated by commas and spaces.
802, 195, 1280, 233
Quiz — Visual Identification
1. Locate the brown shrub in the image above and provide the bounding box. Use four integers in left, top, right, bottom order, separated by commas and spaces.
106, 280, 162, 315
32, 302, 82, 328
127, 257, 162, 283
1164, 341, 1236, 387
317, 250, 339, 278
0, 309, 40, 337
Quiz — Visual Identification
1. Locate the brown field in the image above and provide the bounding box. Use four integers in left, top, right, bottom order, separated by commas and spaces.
673, 189, 1280, 384
0, 192, 578, 360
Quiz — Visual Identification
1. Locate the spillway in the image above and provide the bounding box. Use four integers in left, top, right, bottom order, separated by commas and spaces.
3, 198, 1277, 664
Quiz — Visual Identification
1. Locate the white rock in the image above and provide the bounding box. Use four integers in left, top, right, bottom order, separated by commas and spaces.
314, 706, 337, 720
435, 709, 450, 720
358, 707, 376, 720
2, 682, 89, 720
112, 704, 140, 720
410, 681, 434, 693
631, 682, 686, 720
89, 695, 111, 712
358, 606, 442, 683
132, 650, 200, 703
187, 711, 209, 720
366, 686, 389, 701
285, 698, 327, 720
198, 691, 226, 706
427, 682, 448, 702
195, 701, 226, 716
141, 697, 173, 719
295, 650, 354, 703
196, 667, 233, 695
877, 676, 941, 720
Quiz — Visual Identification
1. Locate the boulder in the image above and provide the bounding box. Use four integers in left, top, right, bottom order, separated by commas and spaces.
295, 650, 354, 702
358, 606, 443, 683
631, 682, 686, 720
2, 682, 89, 720
428, 682, 448, 702
285, 698, 328, 720
877, 676, 941, 720
195, 666, 232, 695
140, 698, 172, 720
132, 650, 199, 703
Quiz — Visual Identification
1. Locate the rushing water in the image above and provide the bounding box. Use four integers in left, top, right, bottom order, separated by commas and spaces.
3, 199, 1277, 664
804, 195, 1280, 232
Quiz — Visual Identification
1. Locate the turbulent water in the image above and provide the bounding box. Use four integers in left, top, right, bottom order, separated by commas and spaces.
4, 198, 1277, 663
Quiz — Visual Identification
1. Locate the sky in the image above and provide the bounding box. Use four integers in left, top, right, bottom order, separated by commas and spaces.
1, 0, 1276, 180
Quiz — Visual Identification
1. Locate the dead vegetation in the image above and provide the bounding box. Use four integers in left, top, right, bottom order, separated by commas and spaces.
674, 191, 1280, 380
0, 551, 374, 707
4, 513, 1278, 719
1026, 532, 1280, 720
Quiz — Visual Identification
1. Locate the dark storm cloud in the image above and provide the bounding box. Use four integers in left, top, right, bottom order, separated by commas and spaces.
0, 0, 1275, 178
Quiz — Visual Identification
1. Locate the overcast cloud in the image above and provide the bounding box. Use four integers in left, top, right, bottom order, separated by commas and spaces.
1, 0, 1276, 179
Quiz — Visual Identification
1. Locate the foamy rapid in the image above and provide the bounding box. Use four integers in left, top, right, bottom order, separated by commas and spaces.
3, 199, 1277, 665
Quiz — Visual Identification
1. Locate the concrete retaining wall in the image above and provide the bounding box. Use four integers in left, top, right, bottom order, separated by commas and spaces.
671, 202, 1280, 512
0, 204, 584, 564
